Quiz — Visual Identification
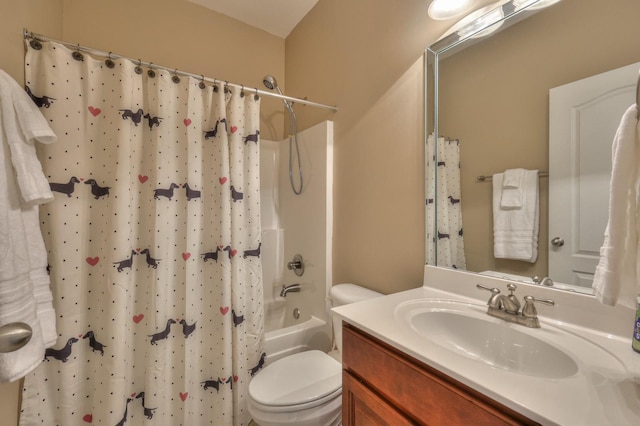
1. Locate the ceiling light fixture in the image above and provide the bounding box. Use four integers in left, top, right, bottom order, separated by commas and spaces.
428, 0, 478, 20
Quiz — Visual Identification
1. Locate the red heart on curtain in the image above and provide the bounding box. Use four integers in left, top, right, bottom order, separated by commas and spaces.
230, 126, 238, 133
138, 175, 148, 183
182, 252, 191, 260
230, 249, 237, 257
220, 306, 229, 315
82, 414, 93, 423
179, 392, 188, 401
133, 314, 144, 323
218, 177, 227, 185
184, 118, 192, 126
233, 375, 239, 382
85, 257, 99, 266
130, 393, 137, 397
88, 106, 101, 117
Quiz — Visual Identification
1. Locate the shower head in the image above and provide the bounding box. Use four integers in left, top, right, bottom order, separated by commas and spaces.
263, 74, 294, 113
263, 74, 277, 91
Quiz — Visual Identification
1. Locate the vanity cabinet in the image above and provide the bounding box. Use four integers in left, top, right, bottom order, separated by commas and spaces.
341, 323, 538, 426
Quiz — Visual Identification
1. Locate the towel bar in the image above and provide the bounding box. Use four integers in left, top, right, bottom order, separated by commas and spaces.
476, 171, 548, 182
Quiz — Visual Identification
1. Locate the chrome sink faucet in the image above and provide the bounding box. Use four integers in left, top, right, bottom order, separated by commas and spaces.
477, 283, 554, 328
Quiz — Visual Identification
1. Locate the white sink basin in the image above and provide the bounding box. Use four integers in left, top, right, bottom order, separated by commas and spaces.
394, 299, 621, 379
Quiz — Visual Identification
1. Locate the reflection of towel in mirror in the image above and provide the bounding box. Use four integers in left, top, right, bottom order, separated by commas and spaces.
500, 168, 525, 209
593, 104, 639, 309
492, 170, 539, 262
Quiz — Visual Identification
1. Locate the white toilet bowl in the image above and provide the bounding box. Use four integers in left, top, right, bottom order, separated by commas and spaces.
247, 350, 342, 426
248, 284, 382, 426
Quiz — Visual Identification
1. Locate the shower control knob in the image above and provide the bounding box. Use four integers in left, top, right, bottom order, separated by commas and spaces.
551, 237, 564, 247
287, 254, 305, 277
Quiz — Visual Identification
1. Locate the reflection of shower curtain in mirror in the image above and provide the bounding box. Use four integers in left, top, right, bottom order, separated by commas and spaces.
426, 134, 466, 269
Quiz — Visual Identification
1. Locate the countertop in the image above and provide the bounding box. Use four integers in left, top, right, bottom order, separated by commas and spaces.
332, 267, 640, 425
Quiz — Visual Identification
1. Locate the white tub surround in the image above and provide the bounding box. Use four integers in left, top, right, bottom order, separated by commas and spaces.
333, 266, 640, 426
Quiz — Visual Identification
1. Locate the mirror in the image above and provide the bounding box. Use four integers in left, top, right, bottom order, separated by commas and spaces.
425, 0, 640, 295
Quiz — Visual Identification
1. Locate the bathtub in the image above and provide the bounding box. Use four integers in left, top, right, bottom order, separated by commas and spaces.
263, 295, 332, 364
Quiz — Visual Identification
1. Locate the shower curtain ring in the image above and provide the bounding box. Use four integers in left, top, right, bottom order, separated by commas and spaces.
147, 62, 156, 78
254, 87, 260, 101
199, 75, 206, 89
224, 81, 229, 94
72, 44, 84, 61
105, 52, 115, 69
29, 37, 42, 50
240, 85, 245, 97
172, 69, 181, 84
134, 58, 143, 74
212, 79, 219, 92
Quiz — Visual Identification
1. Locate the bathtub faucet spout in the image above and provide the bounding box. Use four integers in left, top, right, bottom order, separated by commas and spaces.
280, 283, 301, 297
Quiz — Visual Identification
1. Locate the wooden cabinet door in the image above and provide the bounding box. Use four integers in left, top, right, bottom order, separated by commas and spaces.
343, 371, 415, 426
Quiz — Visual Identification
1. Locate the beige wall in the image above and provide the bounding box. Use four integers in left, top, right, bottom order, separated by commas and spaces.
285, 0, 452, 294
61, 0, 286, 141
439, 0, 640, 278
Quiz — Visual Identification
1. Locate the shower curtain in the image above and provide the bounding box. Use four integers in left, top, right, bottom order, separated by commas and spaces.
426, 134, 466, 270
20, 40, 264, 426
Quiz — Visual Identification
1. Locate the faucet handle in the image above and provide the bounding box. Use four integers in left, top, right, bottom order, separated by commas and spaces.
476, 284, 501, 308
522, 295, 555, 318
476, 283, 500, 295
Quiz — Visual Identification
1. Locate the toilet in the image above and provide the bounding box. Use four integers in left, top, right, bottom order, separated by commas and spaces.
248, 284, 382, 426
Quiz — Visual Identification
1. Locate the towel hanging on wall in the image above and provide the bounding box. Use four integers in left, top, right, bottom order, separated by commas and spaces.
492, 169, 539, 262
593, 104, 640, 309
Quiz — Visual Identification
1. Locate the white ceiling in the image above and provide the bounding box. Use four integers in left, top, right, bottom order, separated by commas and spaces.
188, 0, 320, 38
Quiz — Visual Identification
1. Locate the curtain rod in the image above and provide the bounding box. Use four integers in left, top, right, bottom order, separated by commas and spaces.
23, 29, 338, 113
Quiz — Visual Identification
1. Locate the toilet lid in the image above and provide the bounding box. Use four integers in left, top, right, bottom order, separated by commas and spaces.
249, 350, 342, 407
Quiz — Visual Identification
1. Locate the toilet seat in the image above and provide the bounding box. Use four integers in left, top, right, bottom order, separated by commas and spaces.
249, 350, 342, 412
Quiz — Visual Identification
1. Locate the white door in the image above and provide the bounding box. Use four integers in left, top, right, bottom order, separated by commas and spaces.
549, 62, 638, 288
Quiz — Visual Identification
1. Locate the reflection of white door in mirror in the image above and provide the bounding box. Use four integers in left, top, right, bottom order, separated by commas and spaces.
548, 62, 639, 288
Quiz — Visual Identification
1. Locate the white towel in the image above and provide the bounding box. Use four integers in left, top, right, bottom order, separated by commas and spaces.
500, 168, 525, 209
0, 70, 56, 204
593, 104, 640, 309
493, 170, 539, 262
0, 69, 58, 382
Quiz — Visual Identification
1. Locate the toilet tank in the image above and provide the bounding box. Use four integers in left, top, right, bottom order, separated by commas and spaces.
330, 284, 382, 354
